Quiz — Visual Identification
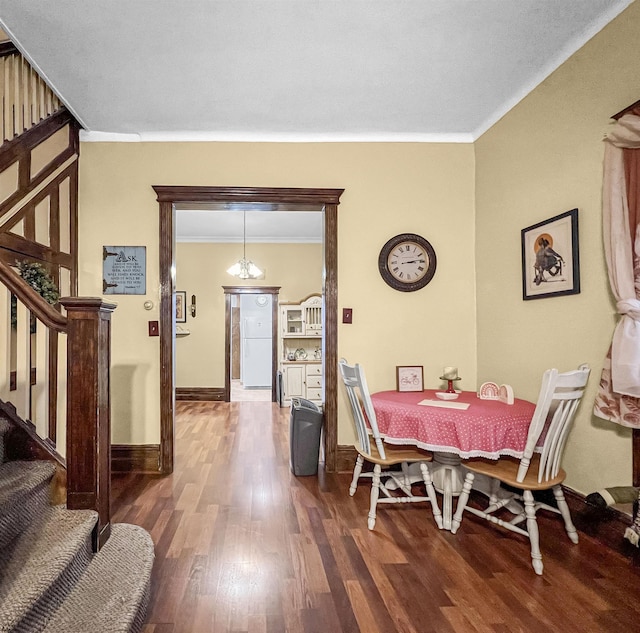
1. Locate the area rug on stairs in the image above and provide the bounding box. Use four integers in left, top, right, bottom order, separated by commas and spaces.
0, 418, 155, 633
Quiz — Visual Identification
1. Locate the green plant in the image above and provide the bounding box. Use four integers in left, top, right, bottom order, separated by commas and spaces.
11, 260, 60, 329
16, 260, 60, 305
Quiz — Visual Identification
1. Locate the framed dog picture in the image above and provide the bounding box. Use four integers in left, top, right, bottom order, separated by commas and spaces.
521, 208, 580, 300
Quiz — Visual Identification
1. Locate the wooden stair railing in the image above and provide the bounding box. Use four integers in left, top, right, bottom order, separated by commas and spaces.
0, 259, 66, 331
0, 260, 116, 550
0, 41, 63, 143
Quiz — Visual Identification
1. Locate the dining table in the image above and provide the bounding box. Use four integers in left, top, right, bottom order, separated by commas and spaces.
370, 389, 537, 530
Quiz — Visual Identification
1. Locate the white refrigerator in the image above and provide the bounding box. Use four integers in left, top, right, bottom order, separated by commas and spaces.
240, 295, 272, 388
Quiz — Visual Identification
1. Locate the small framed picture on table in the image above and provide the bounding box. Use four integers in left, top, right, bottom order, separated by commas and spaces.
396, 366, 424, 392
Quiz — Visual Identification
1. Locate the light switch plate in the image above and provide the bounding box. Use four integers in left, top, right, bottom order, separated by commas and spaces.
148, 320, 159, 336
342, 308, 353, 324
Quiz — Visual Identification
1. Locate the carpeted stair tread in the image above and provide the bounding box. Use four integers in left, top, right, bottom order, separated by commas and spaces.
0, 460, 56, 550
0, 460, 55, 503
0, 506, 97, 633
42, 524, 154, 633
0, 428, 153, 632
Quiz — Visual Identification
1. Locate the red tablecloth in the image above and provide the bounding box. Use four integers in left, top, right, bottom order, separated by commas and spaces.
371, 390, 536, 459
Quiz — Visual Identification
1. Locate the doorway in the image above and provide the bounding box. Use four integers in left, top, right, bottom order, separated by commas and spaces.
154, 186, 344, 475
223, 285, 280, 403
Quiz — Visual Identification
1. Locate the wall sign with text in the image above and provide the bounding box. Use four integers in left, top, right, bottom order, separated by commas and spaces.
102, 246, 147, 295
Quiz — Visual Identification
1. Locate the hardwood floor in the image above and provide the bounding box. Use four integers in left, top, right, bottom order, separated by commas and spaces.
230, 379, 272, 402
111, 401, 640, 633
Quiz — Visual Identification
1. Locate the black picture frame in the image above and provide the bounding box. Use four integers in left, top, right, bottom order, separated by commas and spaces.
521, 208, 580, 300
176, 291, 187, 322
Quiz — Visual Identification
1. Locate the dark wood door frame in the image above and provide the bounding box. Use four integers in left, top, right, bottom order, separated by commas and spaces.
223, 285, 280, 403
153, 186, 344, 475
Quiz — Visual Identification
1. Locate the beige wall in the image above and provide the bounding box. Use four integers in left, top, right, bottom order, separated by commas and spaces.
175, 241, 322, 387
475, 2, 640, 493
78, 142, 477, 445
76, 3, 640, 490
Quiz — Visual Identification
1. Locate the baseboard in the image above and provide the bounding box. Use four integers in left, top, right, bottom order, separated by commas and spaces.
111, 444, 161, 473
336, 444, 357, 473
176, 387, 225, 401
563, 486, 640, 564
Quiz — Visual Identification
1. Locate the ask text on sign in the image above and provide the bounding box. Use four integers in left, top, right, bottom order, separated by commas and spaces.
102, 246, 146, 295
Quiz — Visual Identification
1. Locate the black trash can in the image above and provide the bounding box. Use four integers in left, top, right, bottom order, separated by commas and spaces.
289, 398, 324, 476
276, 370, 285, 407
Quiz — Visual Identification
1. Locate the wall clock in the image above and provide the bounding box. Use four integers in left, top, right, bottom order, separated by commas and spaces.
378, 233, 437, 292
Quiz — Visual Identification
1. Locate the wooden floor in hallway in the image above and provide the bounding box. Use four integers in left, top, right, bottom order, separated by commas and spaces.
111, 401, 640, 633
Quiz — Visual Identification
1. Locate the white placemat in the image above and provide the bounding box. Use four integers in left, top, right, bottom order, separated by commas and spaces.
418, 399, 470, 410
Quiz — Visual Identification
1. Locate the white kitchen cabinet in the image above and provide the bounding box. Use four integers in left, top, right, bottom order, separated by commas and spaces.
281, 305, 304, 335
305, 364, 323, 402
282, 364, 305, 400
281, 361, 322, 405
279, 294, 323, 405
280, 294, 322, 338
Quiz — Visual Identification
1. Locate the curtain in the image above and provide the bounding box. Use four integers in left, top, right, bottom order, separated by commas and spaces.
594, 114, 640, 427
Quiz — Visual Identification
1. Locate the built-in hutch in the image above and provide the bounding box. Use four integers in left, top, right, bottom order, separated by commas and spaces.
279, 294, 323, 406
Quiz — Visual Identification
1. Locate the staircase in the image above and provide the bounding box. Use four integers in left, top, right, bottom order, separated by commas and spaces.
0, 418, 154, 633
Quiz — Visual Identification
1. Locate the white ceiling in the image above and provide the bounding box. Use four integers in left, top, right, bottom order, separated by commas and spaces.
1, 1, 632, 241
0, 1, 632, 143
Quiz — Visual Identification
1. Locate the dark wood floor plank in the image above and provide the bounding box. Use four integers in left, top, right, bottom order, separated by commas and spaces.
112, 400, 640, 633
307, 507, 359, 632
440, 606, 501, 633
342, 533, 402, 631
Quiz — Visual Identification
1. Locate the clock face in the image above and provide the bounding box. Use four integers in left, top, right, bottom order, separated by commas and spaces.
378, 233, 437, 292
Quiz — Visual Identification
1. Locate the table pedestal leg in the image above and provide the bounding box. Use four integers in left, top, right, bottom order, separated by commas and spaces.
429, 453, 464, 531
381, 452, 523, 530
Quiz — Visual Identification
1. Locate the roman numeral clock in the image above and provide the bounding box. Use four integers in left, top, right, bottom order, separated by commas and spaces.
378, 233, 437, 292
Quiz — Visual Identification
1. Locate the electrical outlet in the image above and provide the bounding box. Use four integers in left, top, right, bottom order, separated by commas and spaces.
342, 308, 353, 324
148, 321, 159, 336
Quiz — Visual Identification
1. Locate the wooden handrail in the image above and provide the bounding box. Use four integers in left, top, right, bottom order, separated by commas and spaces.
0, 259, 67, 332
0, 42, 18, 58
0, 47, 62, 145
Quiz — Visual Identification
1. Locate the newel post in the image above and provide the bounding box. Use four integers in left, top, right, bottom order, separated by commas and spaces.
60, 297, 117, 551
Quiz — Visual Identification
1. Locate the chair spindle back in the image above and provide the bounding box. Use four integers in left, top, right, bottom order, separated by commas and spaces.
517, 364, 590, 483
338, 359, 386, 460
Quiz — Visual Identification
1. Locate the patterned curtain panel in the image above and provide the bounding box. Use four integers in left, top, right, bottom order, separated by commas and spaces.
594, 115, 640, 427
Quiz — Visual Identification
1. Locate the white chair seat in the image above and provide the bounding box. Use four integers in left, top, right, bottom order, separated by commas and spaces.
463, 454, 566, 490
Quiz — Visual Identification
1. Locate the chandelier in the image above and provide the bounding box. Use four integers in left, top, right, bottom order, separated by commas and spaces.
226, 211, 263, 279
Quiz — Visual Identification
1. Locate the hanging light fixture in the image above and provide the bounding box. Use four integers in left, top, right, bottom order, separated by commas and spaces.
226, 211, 263, 279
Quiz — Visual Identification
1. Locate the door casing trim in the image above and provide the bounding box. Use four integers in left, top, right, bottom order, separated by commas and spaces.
153, 186, 343, 475
223, 285, 280, 403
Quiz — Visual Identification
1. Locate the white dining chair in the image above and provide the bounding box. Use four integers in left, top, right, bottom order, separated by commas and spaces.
338, 358, 443, 530
451, 364, 590, 575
